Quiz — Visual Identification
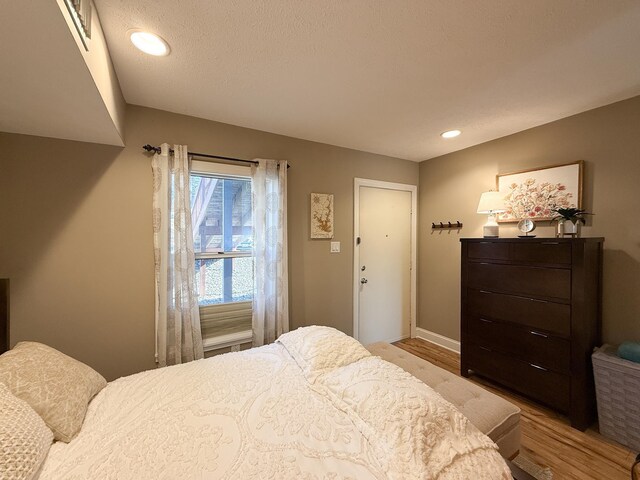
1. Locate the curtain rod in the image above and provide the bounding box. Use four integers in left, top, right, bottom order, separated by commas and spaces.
142, 144, 289, 168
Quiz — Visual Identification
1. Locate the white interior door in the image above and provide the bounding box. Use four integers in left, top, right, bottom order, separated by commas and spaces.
356, 184, 413, 345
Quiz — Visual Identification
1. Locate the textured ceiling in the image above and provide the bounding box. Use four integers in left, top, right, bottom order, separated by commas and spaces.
95, 0, 640, 161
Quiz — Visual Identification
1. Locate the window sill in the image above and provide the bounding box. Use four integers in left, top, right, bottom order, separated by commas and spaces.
203, 330, 252, 352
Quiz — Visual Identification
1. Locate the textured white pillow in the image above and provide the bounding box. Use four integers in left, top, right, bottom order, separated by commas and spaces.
0, 382, 53, 480
277, 326, 370, 380
0, 342, 106, 442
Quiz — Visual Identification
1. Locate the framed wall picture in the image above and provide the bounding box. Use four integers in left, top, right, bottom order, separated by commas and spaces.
310, 193, 334, 238
496, 160, 583, 223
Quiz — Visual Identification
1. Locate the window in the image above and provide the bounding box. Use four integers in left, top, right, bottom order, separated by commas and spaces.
190, 161, 253, 348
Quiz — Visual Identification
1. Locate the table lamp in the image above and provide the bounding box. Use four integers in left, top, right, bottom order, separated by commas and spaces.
477, 191, 506, 238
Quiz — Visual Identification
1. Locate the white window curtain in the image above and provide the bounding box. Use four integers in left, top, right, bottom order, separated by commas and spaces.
152, 143, 204, 366
251, 159, 289, 346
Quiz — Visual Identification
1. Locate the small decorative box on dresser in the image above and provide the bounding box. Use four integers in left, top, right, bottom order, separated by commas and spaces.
460, 237, 604, 431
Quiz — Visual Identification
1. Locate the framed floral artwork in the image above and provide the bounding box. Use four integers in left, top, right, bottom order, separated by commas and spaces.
496, 161, 583, 222
310, 193, 334, 238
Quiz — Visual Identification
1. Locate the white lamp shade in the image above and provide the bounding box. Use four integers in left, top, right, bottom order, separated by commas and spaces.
477, 191, 506, 214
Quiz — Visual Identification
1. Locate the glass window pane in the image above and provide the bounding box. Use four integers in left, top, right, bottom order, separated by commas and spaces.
195, 257, 254, 306
190, 174, 252, 253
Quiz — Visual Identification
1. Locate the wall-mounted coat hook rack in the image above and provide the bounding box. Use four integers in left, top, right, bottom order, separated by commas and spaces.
431, 221, 463, 229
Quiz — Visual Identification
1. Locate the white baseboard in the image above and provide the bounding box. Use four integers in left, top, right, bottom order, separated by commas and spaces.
415, 327, 461, 354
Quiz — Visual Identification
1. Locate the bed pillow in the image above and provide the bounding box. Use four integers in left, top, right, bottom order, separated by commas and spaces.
0, 382, 53, 480
277, 326, 370, 380
0, 342, 107, 442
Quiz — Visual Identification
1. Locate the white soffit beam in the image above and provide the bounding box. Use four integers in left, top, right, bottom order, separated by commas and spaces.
0, 0, 125, 146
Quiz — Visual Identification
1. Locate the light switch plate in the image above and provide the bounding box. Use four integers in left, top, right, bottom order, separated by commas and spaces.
330, 241, 341, 253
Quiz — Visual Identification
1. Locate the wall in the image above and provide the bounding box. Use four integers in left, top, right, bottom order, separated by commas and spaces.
0, 105, 418, 380
418, 95, 640, 345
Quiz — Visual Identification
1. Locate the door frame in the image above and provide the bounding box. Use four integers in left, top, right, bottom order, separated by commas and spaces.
353, 178, 417, 343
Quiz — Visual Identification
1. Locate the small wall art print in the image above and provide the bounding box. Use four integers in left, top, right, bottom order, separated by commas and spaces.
310, 193, 334, 238
497, 161, 583, 223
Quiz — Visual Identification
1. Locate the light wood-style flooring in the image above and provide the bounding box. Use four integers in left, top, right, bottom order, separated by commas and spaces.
394, 338, 637, 480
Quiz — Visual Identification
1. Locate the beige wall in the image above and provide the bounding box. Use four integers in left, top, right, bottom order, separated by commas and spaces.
5, 95, 636, 380
418, 95, 640, 345
0, 105, 418, 380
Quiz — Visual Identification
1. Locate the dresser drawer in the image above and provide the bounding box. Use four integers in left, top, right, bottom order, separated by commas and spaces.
465, 343, 570, 412
511, 241, 572, 265
467, 241, 510, 261
467, 262, 571, 301
467, 316, 570, 374
467, 289, 570, 337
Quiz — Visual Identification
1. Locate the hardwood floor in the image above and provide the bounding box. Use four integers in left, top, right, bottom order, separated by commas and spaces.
394, 338, 637, 480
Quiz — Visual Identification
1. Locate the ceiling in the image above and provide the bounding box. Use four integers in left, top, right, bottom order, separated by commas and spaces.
97, 2, 640, 159
0, 1, 123, 146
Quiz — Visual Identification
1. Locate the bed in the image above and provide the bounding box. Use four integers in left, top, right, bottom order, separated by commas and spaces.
0, 322, 511, 479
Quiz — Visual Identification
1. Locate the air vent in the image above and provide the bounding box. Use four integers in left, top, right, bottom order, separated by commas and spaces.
64, 0, 92, 49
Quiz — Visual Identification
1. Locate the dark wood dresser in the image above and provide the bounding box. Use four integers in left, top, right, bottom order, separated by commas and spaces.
460, 238, 603, 430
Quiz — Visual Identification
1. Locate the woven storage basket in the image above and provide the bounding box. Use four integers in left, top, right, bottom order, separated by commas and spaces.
592, 344, 640, 451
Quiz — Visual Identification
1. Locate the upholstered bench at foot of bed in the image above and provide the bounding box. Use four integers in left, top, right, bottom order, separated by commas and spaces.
366, 342, 521, 460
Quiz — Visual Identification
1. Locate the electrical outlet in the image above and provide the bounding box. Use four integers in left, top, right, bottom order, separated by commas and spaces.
230, 344, 240, 352
330, 241, 341, 253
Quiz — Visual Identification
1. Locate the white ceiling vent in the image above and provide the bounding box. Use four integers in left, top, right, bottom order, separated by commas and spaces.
63, 0, 92, 49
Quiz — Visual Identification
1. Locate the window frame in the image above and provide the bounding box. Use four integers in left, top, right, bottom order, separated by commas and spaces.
190, 160, 253, 351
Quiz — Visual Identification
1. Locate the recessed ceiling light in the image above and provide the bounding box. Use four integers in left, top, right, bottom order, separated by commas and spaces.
129, 30, 170, 56
441, 129, 461, 139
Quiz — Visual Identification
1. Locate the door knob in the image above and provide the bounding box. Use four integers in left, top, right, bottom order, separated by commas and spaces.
360, 277, 368, 284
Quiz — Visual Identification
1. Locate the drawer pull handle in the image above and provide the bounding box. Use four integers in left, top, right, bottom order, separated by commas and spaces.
541, 242, 560, 245
529, 298, 548, 304
530, 330, 548, 338
479, 318, 493, 323
479, 290, 492, 295
530, 363, 548, 372
479, 346, 492, 352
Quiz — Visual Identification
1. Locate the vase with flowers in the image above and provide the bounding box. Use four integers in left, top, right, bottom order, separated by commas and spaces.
551, 208, 591, 237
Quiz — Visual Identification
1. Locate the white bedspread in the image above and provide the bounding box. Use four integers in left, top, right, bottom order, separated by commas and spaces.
39, 329, 510, 479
